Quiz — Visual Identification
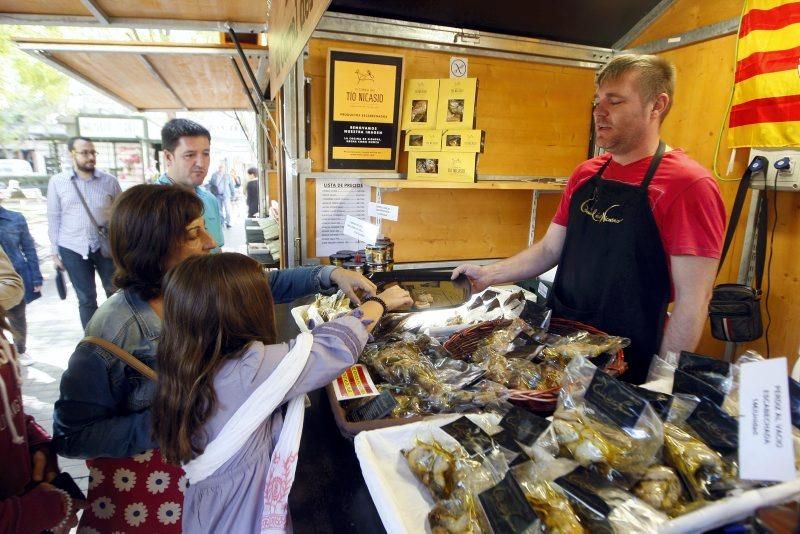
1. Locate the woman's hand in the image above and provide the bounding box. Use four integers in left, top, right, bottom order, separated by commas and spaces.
330, 268, 377, 304
376, 285, 413, 311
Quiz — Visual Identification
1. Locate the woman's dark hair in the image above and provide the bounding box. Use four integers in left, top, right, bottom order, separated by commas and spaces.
152, 253, 277, 464
110, 184, 204, 300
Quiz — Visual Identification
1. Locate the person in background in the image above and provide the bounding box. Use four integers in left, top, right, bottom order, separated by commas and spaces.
245, 167, 259, 218
0, 202, 42, 366
152, 253, 412, 532
156, 119, 224, 249
54, 184, 377, 531
0, 247, 81, 533
453, 54, 726, 384
209, 164, 235, 229
47, 136, 121, 328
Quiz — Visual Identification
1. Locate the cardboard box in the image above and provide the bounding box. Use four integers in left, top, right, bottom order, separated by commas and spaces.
401, 79, 439, 130
436, 78, 477, 129
441, 129, 484, 153
404, 129, 443, 151
407, 151, 477, 183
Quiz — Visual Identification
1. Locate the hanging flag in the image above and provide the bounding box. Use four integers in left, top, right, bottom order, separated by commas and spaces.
728, 0, 800, 147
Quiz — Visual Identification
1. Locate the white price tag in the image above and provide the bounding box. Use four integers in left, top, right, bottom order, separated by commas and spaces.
368, 202, 399, 221
738, 357, 797, 481
342, 215, 380, 245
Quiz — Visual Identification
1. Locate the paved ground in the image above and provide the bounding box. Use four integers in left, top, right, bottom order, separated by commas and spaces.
12, 194, 248, 495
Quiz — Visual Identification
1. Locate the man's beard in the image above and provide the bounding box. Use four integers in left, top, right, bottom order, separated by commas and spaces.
76, 161, 95, 173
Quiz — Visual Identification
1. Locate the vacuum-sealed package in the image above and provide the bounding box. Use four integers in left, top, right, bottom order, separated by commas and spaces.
677, 351, 732, 392
663, 421, 733, 501
402, 438, 501, 533
552, 464, 669, 533
554, 357, 663, 477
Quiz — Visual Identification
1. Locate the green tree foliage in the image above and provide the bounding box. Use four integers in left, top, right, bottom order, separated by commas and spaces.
0, 26, 69, 145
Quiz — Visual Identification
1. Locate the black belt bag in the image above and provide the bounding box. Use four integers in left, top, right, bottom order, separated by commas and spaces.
709, 157, 767, 343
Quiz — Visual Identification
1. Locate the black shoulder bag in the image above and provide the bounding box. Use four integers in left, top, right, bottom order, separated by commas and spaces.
708, 156, 767, 342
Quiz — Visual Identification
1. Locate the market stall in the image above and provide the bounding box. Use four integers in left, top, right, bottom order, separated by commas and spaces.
5, 0, 800, 531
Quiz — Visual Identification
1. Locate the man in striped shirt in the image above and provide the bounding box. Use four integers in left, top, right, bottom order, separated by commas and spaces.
47, 137, 122, 328
155, 119, 224, 251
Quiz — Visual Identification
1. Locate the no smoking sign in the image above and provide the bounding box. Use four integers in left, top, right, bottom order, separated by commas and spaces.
450, 57, 468, 78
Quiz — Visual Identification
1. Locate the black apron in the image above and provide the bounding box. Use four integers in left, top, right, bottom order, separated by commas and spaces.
549, 141, 670, 384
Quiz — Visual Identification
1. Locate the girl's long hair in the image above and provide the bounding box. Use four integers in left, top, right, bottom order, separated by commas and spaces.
151, 253, 277, 464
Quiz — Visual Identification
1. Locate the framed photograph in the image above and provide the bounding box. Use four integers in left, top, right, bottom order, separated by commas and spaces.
325, 49, 404, 171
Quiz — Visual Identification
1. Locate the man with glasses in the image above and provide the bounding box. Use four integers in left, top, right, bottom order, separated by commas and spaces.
156, 118, 224, 250
47, 136, 121, 328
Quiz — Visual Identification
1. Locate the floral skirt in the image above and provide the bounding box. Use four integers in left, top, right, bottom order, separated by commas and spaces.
77, 449, 185, 533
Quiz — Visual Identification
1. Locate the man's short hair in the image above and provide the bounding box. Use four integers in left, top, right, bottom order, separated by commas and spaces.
161, 118, 211, 152
597, 54, 676, 120
247, 167, 258, 176
67, 136, 93, 151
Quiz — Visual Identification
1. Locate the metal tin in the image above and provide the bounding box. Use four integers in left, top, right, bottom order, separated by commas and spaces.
342, 261, 365, 274
376, 237, 394, 263
367, 262, 389, 273
329, 252, 354, 266
365, 243, 388, 265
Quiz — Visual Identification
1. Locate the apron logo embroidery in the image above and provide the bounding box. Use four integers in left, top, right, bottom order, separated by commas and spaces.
579, 199, 623, 224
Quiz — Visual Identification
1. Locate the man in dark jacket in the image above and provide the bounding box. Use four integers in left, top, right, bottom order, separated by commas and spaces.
0, 202, 42, 365
246, 167, 259, 217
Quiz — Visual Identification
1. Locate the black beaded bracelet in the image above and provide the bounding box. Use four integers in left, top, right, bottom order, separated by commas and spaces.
362, 295, 387, 317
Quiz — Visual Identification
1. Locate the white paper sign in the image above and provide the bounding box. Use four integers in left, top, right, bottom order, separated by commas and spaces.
738, 357, 797, 481
343, 215, 379, 245
367, 202, 399, 221
315, 179, 370, 257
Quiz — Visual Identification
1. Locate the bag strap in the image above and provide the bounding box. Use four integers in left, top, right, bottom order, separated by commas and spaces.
82, 336, 158, 382
753, 188, 768, 291
70, 177, 103, 232
717, 156, 768, 275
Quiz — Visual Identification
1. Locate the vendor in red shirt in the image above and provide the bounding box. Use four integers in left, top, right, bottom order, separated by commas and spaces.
453, 54, 726, 384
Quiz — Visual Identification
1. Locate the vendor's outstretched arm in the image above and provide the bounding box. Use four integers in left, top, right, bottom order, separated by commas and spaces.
452, 223, 566, 292
659, 255, 718, 357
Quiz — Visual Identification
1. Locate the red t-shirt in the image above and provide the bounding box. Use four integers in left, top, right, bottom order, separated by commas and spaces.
553, 149, 726, 259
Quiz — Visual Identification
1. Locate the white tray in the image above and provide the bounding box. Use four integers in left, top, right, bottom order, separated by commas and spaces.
354, 417, 800, 534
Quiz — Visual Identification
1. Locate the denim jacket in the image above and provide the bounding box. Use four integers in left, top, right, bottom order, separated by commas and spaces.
53, 264, 335, 459
0, 207, 42, 304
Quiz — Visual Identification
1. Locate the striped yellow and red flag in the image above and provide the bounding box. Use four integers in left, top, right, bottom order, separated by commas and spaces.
728, 0, 800, 147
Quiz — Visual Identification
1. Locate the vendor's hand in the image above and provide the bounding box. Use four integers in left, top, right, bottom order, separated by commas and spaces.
451, 263, 492, 292
53, 256, 64, 271
31, 447, 58, 482
376, 285, 413, 312
330, 268, 377, 305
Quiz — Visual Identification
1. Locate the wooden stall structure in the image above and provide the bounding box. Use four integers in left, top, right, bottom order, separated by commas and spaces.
291, 0, 800, 364
3, 0, 798, 364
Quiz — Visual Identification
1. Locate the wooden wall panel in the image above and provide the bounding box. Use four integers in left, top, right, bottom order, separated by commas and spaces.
658, 34, 800, 364
1, 0, 86, 16
628, 0, 743, 48
306, 39, 595, 176
304, 38, 593, 263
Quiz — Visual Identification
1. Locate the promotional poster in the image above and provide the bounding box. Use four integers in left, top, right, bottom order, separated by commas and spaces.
325, 49, 404, 171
